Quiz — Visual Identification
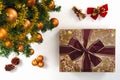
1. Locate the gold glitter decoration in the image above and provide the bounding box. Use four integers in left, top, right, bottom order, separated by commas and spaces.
60, 55, 81, 72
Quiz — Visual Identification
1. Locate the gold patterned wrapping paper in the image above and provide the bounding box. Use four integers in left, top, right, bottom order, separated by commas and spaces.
59, 29, 115, 72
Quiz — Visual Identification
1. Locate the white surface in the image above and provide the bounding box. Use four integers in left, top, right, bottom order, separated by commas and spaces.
0, 0, 120, 80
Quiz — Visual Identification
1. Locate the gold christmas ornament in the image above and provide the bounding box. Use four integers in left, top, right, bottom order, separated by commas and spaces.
27, 0, 37, 7
36, 33, 42, 42
32, 55, 44, 67
24, 19, 31, 30
50, 18, 59, 27
17, 44, 24, 52
36, 55, 44, 62
30, 49, 34, 55
37, 22, 44, 29
32, 59, 38, 66
0, 28, 8, 40
6, 8, 18, 22
38, 62, 44, 67
5, 40, 12, 48
48, 1, 55, 9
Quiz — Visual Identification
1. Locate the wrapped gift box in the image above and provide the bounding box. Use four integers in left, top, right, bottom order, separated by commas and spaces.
59, 29, 115, 72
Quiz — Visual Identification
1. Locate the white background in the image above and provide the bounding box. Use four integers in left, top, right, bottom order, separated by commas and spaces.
0, 0, 120, 80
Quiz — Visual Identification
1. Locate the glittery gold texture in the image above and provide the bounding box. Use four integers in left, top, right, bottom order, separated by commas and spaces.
59, 29, 115, 72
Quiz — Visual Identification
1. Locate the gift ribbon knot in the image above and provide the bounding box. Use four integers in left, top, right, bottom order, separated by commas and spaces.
60, 29, 115, 72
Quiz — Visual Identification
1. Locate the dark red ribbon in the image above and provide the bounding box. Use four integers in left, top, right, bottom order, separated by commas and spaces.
60, 29, 115, 72
87, 4, 108, 20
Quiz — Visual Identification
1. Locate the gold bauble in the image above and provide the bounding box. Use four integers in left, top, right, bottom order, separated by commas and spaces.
36, 33, 42, 42
17, 44, 24, 52
0, 28, 8, 40
24, 19, 31, 30
48, 1, 55, 9
37, 22, 44, 29
27, 0, 37, 7
32, 59, 38, 66
29, 49, 34, 55
36, 55, 44, 62
50, 18, 59, 27
5, 40, 12, 48
38, 62, 44, 67
6, 8, 18, 22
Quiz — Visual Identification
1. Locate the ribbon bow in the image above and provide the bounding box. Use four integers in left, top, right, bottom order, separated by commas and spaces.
60, 29, 115, 72
87, 4, 108, 20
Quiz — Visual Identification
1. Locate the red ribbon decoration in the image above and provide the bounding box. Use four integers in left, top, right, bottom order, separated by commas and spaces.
87, 4, 108, 20
60, 29, 115, 72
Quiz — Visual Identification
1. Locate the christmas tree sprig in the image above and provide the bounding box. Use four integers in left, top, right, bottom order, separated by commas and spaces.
0, 0, 61, 57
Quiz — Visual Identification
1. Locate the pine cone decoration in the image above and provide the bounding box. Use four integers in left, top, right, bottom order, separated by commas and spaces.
5, 64, 15, 71
11, 57, 20, 65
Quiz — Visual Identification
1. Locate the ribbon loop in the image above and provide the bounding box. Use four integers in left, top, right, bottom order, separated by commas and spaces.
69, 50, 84, 60
88, 40, 104, 53
69, 38, 83, 50
87, 8, 95, 14
89, 53, 102, 66
60, 45, 75, 54
100, 4, 108, 11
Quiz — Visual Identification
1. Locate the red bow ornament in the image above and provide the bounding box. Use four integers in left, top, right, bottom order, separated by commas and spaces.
87, 4, 108, 20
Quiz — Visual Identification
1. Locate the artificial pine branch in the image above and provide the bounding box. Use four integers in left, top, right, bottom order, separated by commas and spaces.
0, 0, 61, 57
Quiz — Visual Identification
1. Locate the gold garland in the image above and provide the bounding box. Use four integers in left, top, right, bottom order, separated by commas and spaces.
0, 1, 4, 12
8, 3, 28, 42
25, 5, 39, 44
